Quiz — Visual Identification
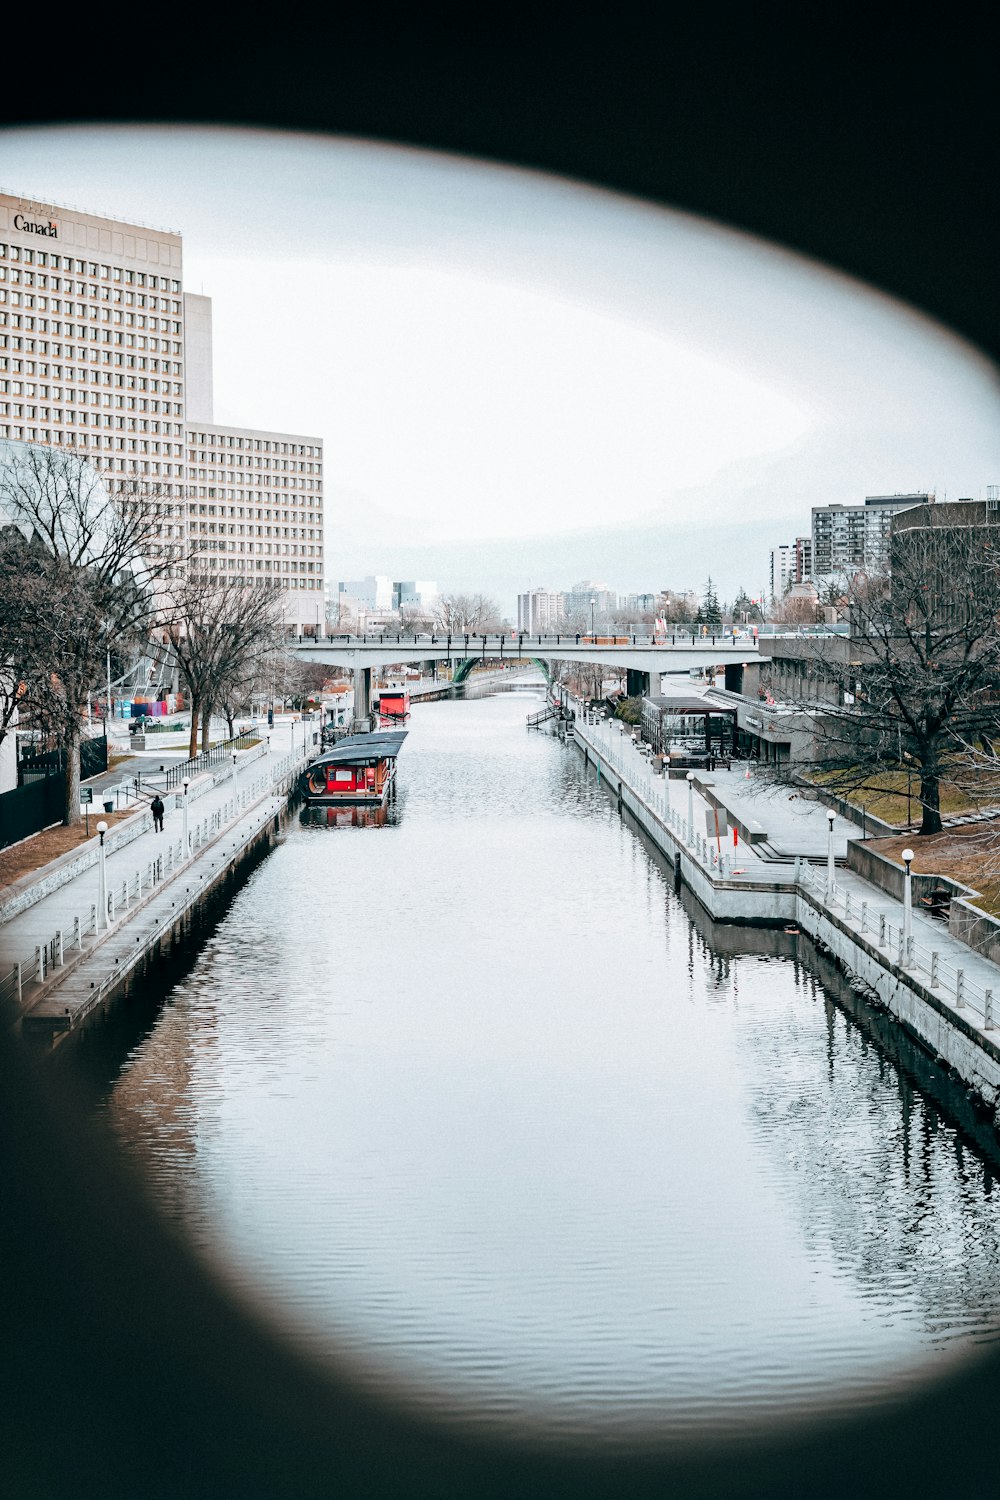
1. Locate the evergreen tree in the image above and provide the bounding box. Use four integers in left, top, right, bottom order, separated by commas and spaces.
695, 577, 722, 627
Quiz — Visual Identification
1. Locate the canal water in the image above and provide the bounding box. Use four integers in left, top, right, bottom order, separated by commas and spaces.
83, 687, 1000, 1446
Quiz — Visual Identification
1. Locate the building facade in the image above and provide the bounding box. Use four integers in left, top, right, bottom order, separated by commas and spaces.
517, 589, 564, 632
1, 192, 326, 630
769, 536, 813, 601
769, 544, 794, 601
393, 579, 438, 612
563, 579, 616, 617
0, 191, 187, 574
811, 494, 932, 580
184, 421, 325, 633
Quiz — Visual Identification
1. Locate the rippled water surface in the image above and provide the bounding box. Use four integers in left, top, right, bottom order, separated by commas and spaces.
94, 688, 1000, 1443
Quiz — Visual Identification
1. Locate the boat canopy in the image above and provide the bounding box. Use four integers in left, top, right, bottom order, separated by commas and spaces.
311, 730, 408, 769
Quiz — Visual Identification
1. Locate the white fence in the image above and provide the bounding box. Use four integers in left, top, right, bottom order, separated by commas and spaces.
798, 860, 995, 1029
569, 694, 1000, 1035
8, 748, 304, 1000
571, 705, 739, 878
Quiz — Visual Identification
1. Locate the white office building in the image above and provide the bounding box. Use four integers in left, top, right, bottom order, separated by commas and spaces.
1, 192, 326, 629
184, 420, 325, 634
0, 190, 187, 573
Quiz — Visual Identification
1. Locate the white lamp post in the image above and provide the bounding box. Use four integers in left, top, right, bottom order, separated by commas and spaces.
96, 820, 109, 930
182, 777, 190, 854
902, 847, 914, 963
826, 808, 837, 898
686, 770, 695, 844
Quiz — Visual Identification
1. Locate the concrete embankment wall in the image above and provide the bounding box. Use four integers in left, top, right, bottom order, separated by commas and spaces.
570, 718, 1000, 1115
573, 729, 796, 925
0, 745, 267, 928
20, 755, 303, 1050
794, 891, 1000, 1109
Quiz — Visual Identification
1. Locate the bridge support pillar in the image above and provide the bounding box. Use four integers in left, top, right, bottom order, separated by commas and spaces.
353, 665, 372, 728
626, 669, 650, 699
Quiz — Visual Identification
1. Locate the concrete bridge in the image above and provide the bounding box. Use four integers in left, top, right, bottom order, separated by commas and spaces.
293, 631, 762, 722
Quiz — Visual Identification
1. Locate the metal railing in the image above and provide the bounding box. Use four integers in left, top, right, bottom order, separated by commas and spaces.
11, 745, 307, 1010
570, 700, 739, 879
797, 860, 997, 1029
165, 729, 259, 789
570, 693, 1000, 1036
0, 963, 22, 1014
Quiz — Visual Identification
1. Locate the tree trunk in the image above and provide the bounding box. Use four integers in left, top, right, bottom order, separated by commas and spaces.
63, 723, 81, 827
188, 704, 200, 760
226, 712, 235, 738
201, 704, 212, 754
919, 770, 943, 835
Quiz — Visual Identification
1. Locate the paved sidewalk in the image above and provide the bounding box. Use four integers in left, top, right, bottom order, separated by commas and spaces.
692, 766, 858, 860
573, 703, 1000, 1028
0, 721, 304, 998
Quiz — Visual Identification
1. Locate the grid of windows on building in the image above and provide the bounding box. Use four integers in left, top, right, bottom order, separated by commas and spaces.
810, 495, 932, 579
0, 197, 187, 576
185, 425, 324, 630
1, 198, 327, 625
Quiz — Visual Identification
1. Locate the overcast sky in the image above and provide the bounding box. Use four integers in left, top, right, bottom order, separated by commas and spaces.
2, 125, 998, 611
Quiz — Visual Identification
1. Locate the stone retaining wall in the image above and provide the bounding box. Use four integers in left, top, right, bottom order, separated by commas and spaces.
0, 807, 152, 925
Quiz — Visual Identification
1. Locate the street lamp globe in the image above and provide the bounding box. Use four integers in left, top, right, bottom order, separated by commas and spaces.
96, 820, 107, 840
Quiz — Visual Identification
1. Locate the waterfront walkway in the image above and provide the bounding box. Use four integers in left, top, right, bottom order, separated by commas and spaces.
0, 720, 315, 1028
569, 703, 1000, 1039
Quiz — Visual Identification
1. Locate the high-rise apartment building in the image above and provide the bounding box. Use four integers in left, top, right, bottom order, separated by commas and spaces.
811, 494, 931, 579
563, 579, 616, 617
769, 535, 813, 600
769, 544, 794, 601
794, 535, 813, 583
517, 589, 563, 632
1, 192, 326, 631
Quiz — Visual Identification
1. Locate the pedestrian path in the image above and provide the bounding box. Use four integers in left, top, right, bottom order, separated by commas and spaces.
0, 721, 309, 1022
567, 697, 1000, 1036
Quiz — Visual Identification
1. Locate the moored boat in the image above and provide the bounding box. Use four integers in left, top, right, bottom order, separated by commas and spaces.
301, 729, 407, 806
376, 686, 410, 724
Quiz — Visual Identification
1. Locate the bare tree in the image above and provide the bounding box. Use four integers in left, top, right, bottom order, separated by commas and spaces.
768, 591, 820, 625
0, 445, 174, 823
435, 592, 502, 633
399, 604, 437, 636
0, 528, 40, 757
759, 521, 1000, 835
164, 574, 286, 757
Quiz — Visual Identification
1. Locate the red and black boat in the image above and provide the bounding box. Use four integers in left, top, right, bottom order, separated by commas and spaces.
301, 729, 407, 806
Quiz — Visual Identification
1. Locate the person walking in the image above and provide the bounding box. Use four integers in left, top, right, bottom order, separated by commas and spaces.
150, 794, 165, 832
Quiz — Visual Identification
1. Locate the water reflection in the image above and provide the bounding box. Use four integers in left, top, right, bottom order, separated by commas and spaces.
90, 689, 1000, 1446
300, 804, 395, 831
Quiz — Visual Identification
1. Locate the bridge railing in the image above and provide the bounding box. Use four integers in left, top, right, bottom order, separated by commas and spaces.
303, 629, 765, 650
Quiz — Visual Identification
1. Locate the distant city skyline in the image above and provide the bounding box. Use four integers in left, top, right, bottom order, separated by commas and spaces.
1, 124, 998, 611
